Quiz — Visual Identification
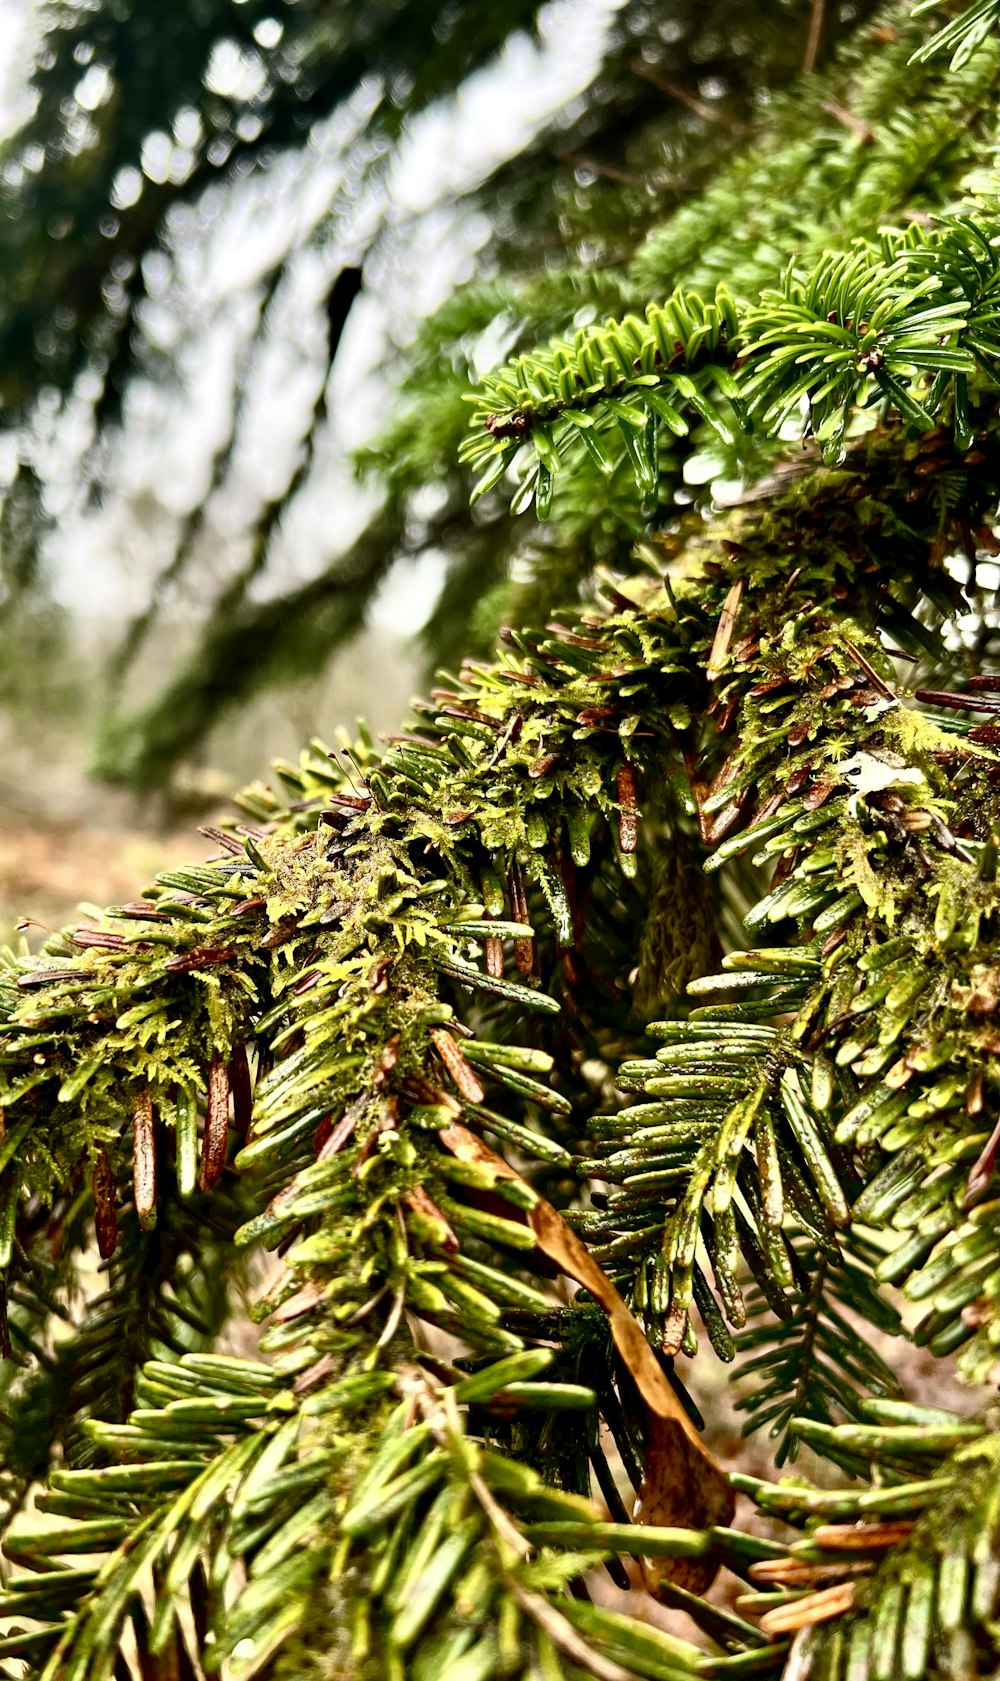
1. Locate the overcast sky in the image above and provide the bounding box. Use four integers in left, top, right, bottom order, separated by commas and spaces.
0, 0, 32, 129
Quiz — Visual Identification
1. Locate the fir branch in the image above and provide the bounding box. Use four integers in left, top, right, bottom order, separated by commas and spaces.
3, 124, 1000, 1675
736, 1411, 1000, 1679
462, 214, 1000, 511
910, 0, 1000, 68
732, 1234, 905, 1468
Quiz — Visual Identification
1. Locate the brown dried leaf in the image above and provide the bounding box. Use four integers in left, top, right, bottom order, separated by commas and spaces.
487, 712, 523, 769
749, 1558, 869, 1585
509, 1582, 636, 1681
803, 777, 836, 812
966, 1112, 1000, 1200
617, 765, 639, 855
810, 1522, 914, 1552
431, 1028, 486, 1105
759, 1580, 857, 1635
317, 1093, 367, 1161
438, 1122, 734, 1590
272, 1280, 326, 1324
163, 946, 236, 973
508, 861, 535, 976
706, 578, 744, 680
405, 1184, 459, 1252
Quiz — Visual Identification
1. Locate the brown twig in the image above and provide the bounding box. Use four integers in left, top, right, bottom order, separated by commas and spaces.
821, 100, 875, 142
803, 0, 827, 73
553, 151, 645, 186
631, 59, 753, 135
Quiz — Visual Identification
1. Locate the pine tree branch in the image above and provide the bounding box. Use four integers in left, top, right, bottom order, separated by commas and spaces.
2, 197, 1000, 1678
630, 59, 755, 136
803, 0, 827, 74
736, 1411, 999, 1673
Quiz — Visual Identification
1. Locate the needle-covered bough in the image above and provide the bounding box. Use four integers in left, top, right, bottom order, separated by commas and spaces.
0, 4, 999, 1679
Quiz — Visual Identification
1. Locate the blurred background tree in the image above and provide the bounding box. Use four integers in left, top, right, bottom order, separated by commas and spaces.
0, 0, 880, 804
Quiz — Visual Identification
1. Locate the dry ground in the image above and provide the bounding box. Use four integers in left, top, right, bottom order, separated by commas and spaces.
0, 815, 222, 940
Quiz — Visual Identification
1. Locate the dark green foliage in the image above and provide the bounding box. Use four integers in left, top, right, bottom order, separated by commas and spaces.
732, 1234, 905, 1467
733, 1408, 1000, 1680
0, 1, 999, 1677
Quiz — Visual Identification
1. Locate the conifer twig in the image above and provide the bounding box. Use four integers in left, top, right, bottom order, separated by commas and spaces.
630, 59, 754, 135
803, 0, 827, 72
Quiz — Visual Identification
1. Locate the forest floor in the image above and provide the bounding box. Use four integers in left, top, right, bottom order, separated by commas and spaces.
0, 816, 200, 938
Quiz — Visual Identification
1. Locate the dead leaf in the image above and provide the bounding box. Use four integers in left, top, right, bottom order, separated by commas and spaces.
760, 1580, 857, 1635
706, 579, 743, 681
800, 1521, 914, 1553
405, 1184, 459, 1252
509, 1581, 636, 1681
631, 1422, 735, 1594
438, 1122, 734, 1591
431, 1028, 486, 1104
508, 861, 535, 976
229, 1043, 253, 1135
